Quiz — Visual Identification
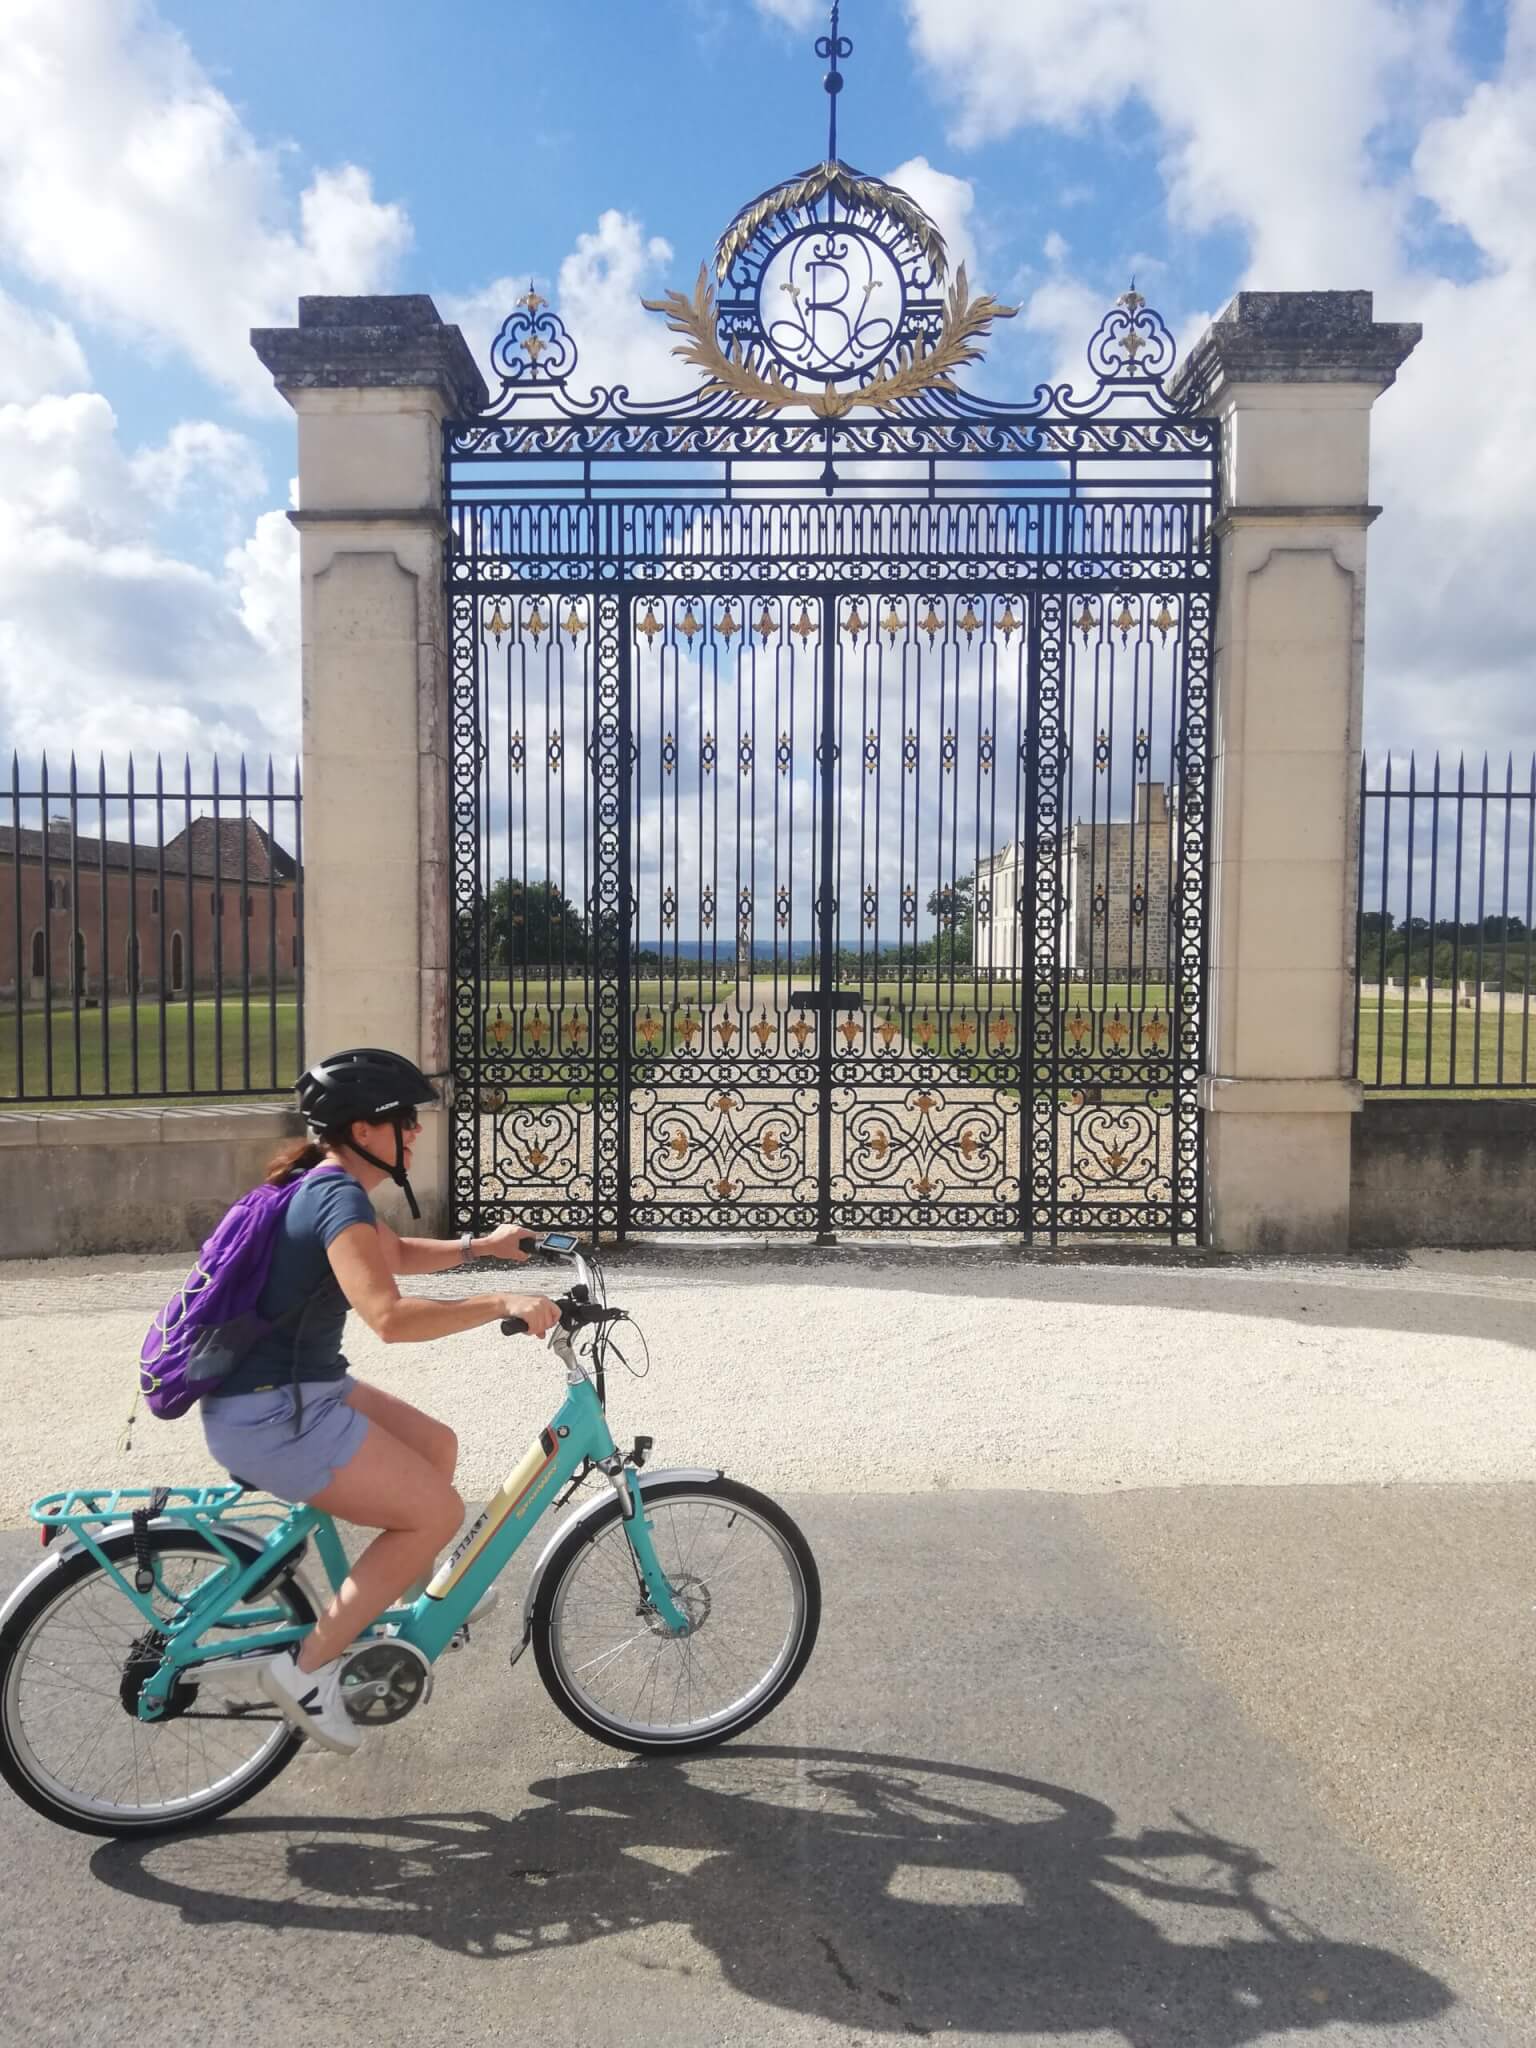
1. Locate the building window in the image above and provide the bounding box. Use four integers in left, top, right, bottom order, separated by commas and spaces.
150, 887, 160, 913
29, 930, 44, 981
210, 890, 222, 915
47, 879, 69, 912
73, 931, 87, 993
125, 933, 142, 995
171, 931, 185, 994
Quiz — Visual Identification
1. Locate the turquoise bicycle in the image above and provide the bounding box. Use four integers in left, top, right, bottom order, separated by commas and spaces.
0, 1244, 820, 1837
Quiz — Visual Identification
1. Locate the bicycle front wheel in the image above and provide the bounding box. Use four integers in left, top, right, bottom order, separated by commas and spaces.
530, 1475, 820, 1755
0, 1526, 312, 1837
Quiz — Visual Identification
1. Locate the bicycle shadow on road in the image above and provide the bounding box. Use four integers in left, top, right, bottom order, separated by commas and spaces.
89, 1745, 1456, 2044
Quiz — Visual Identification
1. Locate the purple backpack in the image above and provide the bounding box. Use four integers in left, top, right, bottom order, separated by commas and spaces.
138, 1166, 344, 1420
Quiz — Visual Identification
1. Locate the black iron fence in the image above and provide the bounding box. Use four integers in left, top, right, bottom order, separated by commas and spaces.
1355, 752, 1536, 1090
3, 754, 303, 1104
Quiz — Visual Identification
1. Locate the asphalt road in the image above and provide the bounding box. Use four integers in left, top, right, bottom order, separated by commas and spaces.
0, 1488, 1526, 2048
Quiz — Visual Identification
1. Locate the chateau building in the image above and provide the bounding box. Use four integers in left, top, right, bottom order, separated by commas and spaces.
0, 816, 299, 1001
974, 783, 1178, 984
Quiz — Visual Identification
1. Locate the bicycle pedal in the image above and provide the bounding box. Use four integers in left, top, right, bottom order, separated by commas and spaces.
446, 1622, 472, 1652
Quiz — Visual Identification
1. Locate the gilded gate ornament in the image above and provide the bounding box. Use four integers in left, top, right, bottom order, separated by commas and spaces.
447, 4, 1216, 1247
643, 257, 1016, 419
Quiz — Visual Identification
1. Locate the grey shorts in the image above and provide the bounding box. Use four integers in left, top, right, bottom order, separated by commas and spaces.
202, 1374, 369, 1504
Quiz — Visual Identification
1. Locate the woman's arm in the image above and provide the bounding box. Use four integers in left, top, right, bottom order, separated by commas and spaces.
328, 1222, 558, 1343
375, 1218, 534, 1278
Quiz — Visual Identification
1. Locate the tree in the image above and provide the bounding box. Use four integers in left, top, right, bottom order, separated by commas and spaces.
927, 874, 975, 967
487, 877, 589, 972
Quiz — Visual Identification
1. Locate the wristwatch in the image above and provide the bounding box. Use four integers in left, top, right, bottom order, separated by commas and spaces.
459, 1230, 475, 1267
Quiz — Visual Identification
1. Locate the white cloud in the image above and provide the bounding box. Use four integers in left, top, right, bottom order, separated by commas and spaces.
905, 0, 1450, 289
753, 0, 821, 28
885, 157, 980, 281
0, 393, 296, 763
903, 0, 1536, 754
0, 289, 90, 404
444, 210, 681, 405
0, 0, 410, 409
130, 421, 267, 513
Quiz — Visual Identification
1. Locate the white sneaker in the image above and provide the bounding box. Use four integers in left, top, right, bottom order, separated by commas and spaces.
260, 1647, 362, 1755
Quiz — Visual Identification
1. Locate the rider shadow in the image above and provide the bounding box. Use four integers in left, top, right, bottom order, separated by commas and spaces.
92, 1745, 1454, 2044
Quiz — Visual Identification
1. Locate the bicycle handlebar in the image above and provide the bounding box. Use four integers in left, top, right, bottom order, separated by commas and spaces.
500, 1291, 622, 1339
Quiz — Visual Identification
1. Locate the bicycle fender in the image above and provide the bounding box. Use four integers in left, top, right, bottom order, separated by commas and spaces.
0, 1519, 317, 1637
509, 1467, 723, 1669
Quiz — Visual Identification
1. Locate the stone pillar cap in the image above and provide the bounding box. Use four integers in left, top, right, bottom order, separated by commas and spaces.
1173, 290, 1421, 406
251, 293, 489, 415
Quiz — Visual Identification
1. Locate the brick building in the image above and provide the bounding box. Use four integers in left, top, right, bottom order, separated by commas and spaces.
0, 816, 299, 1001
974, 782, 1177, 983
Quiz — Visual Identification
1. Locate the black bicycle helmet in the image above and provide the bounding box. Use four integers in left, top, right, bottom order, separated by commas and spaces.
295, 1047, 439, 1217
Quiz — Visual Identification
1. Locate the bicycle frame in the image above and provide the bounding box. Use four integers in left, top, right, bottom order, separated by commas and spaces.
31, 1334, 692, 1722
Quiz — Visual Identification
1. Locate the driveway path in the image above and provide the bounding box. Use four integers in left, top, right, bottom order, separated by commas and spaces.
1, 1247, 1531, 2044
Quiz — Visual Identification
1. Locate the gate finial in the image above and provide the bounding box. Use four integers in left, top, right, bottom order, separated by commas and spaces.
815, 1, 853, 162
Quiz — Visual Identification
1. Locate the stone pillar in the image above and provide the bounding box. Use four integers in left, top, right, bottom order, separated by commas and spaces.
1176, 293, 1420, 1251
251, 297, 488, 1232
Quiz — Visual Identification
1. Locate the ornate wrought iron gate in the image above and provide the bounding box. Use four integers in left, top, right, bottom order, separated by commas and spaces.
445, 51, 1216, 1243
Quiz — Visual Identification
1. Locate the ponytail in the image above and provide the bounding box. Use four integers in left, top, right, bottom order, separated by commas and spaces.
264, 1120, 355, 1185
263, 1137, 326, 1185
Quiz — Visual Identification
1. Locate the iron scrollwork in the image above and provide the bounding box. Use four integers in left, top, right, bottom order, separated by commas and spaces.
447, 17, 1215, 1247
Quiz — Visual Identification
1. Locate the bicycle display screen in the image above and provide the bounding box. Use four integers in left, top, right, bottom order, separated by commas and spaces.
540, 1232, 580, 1253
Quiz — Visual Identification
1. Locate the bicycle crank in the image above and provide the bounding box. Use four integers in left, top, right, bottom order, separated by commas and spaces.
338, 1640, 433, 1725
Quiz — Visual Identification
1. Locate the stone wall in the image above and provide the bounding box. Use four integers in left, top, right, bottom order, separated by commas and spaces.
1351, 1097, 1536, 1249
1070, 787, 1174, 980
0, 1105, 304, 1258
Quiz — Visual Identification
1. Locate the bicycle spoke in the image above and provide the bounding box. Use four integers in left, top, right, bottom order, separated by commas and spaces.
3, 1541, 297, 1825
548, 1489, 807, 1742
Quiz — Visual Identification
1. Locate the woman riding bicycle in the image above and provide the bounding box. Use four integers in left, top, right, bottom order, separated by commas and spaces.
200, 1046, 560, 1755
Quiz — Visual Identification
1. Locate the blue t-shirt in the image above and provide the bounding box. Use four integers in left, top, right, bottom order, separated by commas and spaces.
207, 1167, 378, 1398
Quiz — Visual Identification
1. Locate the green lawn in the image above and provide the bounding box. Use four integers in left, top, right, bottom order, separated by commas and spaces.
2, 995, 299, 1107
23, 982, 1521, 1111
1356, 995, 1536, 1091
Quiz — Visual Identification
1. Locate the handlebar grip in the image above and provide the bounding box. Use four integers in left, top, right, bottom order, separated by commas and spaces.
517, 1234, 537, 1254
499, 1317, 529, 1336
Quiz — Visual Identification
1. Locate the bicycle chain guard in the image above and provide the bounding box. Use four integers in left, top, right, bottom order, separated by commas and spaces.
339, 1639, 433, 1725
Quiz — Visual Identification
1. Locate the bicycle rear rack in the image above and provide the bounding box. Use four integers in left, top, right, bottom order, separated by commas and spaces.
31, 1482, 287, 1537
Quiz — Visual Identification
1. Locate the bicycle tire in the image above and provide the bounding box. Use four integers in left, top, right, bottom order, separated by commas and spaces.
530, 1475, 820, 1756
0, 1525, 313, 1838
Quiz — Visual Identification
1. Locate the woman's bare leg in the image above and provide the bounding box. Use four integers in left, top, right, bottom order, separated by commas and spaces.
297, 1426, 463, 1673
344, 1380, 458, 1481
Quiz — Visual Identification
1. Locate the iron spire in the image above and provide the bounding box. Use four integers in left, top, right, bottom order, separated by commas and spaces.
816, 1, 853, 163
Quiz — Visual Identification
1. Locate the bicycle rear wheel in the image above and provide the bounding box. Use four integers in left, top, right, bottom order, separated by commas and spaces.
0, 1526, 312, 1837
530, 1475, 820, 1755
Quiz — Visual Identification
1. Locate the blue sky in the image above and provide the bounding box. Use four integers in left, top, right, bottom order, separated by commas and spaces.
1, 0, 1533, 768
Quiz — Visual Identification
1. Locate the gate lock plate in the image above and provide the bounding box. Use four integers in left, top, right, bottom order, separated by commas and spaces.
789, 990, 863, 1014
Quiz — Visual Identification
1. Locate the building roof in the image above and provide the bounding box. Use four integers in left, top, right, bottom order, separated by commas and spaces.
0, 816, 298, 882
